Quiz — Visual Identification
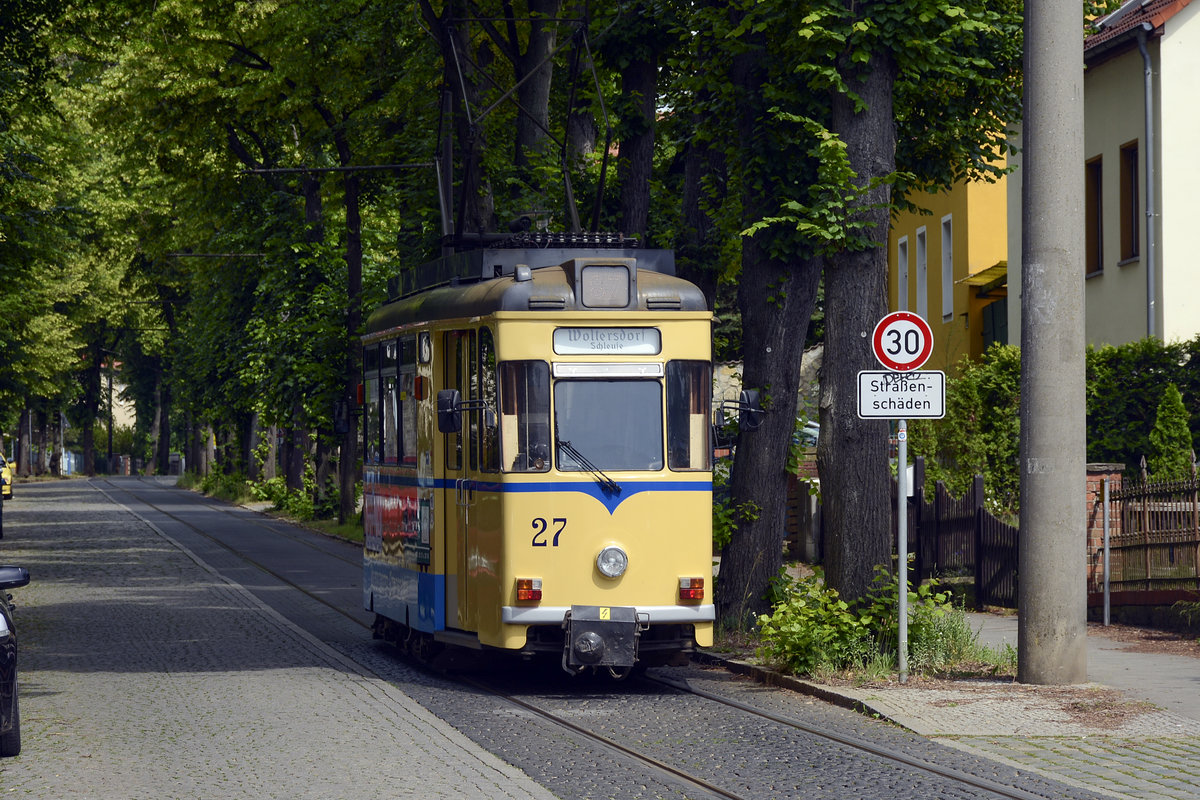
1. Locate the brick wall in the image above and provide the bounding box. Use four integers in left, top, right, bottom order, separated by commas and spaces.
1085, 463, 1125, 590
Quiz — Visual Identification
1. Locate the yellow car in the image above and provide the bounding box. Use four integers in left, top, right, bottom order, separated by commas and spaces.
0, 456, 10, 501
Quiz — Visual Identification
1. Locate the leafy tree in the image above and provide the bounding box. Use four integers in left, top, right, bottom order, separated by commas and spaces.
1147, 383, 1193, 482
676, 3, 825, 626
704, 0, 1021, 605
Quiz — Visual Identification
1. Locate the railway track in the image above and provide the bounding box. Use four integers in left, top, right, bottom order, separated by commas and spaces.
93, 477, 1098, 800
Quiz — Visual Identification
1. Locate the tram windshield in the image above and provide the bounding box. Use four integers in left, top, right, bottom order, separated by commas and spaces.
498, 360, 711, 474
554, 380, 664, 471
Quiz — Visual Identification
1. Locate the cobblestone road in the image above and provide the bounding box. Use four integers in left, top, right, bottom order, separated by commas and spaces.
0, 480, 556, 800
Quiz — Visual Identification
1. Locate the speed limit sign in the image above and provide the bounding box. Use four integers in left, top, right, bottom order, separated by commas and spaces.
871, 311, 934, 371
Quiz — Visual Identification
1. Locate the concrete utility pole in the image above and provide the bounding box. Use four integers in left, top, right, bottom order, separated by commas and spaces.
1018, 1, 1088, 684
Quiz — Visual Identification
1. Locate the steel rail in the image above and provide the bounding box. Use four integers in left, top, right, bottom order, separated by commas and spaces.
644, 673, 1062, 800
94, 479, 745, 797
96, 478, 1063, 800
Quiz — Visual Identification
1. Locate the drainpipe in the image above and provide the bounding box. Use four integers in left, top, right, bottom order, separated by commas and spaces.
1137, 23, 1157, 339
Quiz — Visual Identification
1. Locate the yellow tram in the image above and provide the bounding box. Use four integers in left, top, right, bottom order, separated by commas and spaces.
362, 239, 714, 674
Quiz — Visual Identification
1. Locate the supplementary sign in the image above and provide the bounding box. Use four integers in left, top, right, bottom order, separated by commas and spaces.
857, 370, 945, 419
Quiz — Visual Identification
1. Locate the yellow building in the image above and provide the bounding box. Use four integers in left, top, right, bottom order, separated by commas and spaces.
886, 171, 1010, 374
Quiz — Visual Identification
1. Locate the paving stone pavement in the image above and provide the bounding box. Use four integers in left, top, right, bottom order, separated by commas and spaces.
710, 614, 1200, 800
822, 680, 1200, 800
0, 481, 557, 800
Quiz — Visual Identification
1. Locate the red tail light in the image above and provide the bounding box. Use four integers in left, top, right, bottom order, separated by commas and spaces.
516, 578, 542, 603
679, 577, 704, 602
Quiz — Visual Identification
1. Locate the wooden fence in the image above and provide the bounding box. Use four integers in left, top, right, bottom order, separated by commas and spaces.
787, 457, 1020, 608
1104, 475, 1200, 594
902, 459, 1019, 609
785, 458, 1200, 611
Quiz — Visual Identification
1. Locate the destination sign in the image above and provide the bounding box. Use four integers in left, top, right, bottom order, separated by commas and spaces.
553, 327, 662, 355
857, 370, 946, 419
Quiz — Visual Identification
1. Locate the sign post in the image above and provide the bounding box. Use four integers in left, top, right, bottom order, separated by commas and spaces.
861, 312, 943, 684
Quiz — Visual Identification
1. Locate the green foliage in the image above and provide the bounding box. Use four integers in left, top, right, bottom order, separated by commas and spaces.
199, 470, 251, 504
713, 460, 761, 549
756, 567, 878, 675
906, 336, 1200, 517
1087, 337, 1200, 472
909, 343, 1021, 518
245, 461, 339, 521
1147, 383, 1194, 481
1174, 600, 1200, 633
757, 564, 1011, 677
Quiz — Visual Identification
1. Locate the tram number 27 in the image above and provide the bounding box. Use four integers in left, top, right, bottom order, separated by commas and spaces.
532, 517, 567, 547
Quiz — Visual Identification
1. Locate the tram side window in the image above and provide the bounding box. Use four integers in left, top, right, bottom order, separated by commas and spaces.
667, 361, 712, 471
399, 336, 418, 466
364, 343, 381, 464
444, 331, 465, 471
499, 361, 550, 473
476, 328, 500, 472
382, 339, 399, 463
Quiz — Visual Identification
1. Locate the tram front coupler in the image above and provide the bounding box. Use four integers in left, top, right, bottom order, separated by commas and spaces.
561, 605, 647, 676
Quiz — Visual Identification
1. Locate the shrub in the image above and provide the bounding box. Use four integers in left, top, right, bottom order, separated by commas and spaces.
200, 470, 251, 503
755, 568, 877, 675
756, 564, 1012, 678
1147, 383, 1194, 481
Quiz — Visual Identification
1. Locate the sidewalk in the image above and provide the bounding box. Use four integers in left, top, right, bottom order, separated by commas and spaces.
708, 613, 1200, 800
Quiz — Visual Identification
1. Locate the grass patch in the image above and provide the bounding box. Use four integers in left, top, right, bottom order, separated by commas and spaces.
302, 516, 364, 545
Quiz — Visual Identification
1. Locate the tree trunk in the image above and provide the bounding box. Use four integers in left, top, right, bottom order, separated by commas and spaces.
263, 425, 278, 480
82, 346, 103, 477
18, 405, 31, 477
156, 383, 172, 475
512, 0, 561, 176
34, 409, 47, 475
715, 38, 822, 627
617, 51, 657, 239
819, 45, 898, 603
339, 159, 362, 524
677, 132, 725, 310
51, 411, 62, 476
285, 404, 305, 492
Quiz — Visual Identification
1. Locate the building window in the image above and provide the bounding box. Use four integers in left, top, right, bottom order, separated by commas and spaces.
1120, 142, 1139, 262
896, 237, 909, 311
941, 215, 953, 322
915, 227, 928, 320
1085, 157, 1103, 276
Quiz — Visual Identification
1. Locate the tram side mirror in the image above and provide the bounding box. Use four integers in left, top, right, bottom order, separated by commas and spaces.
437, 389, 463, 433
739, 389, 765, 432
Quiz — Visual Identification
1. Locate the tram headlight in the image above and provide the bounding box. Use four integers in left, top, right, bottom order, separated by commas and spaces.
596, 546, 628, 579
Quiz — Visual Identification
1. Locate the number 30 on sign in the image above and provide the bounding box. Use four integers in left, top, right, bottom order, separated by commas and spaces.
871, 311, 934, 371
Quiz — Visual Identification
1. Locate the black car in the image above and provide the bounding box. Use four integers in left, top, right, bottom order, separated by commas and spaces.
0, 565, 30, 757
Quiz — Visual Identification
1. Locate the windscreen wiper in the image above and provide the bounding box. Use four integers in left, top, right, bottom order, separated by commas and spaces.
556, 439, 621, 495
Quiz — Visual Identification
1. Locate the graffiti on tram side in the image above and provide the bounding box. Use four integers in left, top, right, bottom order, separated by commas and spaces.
364, 471, 431, 566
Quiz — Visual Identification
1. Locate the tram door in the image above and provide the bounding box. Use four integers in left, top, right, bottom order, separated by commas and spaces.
442, 330, 472, 630
442, 328, 501, 633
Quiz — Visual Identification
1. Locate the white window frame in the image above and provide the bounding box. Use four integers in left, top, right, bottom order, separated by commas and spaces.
941, 215, 954, 322
915, 227, 928, 321
896, 237, 909, 311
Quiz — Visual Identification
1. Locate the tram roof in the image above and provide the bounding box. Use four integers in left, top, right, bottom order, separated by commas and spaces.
387, 234, 676, 300
367, 253, 708, 334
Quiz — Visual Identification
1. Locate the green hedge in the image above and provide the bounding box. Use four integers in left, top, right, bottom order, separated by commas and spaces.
908, 336, 1200, 518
